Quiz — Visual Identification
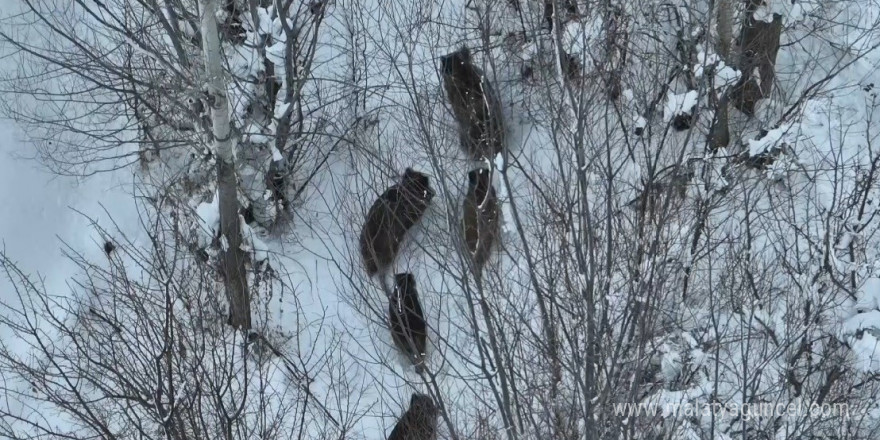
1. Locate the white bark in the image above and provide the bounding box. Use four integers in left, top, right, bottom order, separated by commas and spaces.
201, 0, 233, 164
200, 0, 251, 329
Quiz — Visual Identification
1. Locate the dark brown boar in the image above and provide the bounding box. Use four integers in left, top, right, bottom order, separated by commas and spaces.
462, 167, 500, 275
360, 169, 435, 277
387, 393, 439, 440
440, 48, 505, 160
389, 273, 428, 372
729, 1, 783, 116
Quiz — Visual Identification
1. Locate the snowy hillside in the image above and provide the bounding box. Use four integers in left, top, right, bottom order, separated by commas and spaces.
2, 0, 880, 439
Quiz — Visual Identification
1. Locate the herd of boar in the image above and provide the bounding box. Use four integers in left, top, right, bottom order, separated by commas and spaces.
359, 47, 503, 440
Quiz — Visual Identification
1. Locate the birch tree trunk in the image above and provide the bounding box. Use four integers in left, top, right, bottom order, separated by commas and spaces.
200, 0, 251, 330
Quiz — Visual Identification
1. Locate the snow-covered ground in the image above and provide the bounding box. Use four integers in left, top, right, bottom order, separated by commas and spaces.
3, 0, 880, 439
0, 0, 142, 340
0, 124, 142, 328
0, 120, 144, 435
0, 0, 146, 426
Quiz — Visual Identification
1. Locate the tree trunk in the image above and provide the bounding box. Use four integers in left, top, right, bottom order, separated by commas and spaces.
708, 0, 734, 151
729, 0, 783, 116
603, 4, 627, 100
715, 0, 733, 60
200, 0, 252, 330
708, 93, 731, 151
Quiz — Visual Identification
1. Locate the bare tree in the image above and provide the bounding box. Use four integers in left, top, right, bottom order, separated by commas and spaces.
0, 0, 353, 328
3, 0, 880, 439
0, 0, 340, 227
323, 1, 880, 440
0, 196, 354, 439
200, 0, 250, 329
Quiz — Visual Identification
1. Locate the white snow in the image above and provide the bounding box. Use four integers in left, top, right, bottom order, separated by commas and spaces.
266, 40, 286, 67
0, 104, 142, 440
747, 124, 790, 156
851, 334, 880, 372
842, 310, 880, 335
635, 115, 647, 131
693, 50, 740, 87
4, 0, 880, 437
753, 1, 777, 23
256, 7, 274, 35
857, 278, 880, 312
663, 90, 699, 122
660, 344, 682, 382
195, 191, 220, 247
274, 102, 291, 120
271, 146, 284, 161
242, 223, 270, 262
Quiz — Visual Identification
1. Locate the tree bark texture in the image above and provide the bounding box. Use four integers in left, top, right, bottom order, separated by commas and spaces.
715, 0, 734, 60
200, 0, 252, 330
